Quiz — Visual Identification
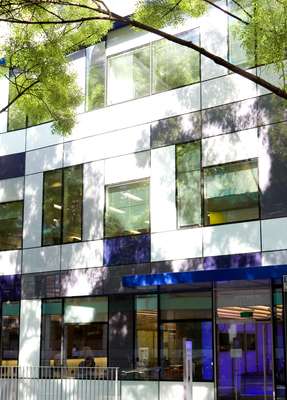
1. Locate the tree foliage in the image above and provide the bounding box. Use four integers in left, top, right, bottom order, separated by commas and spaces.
0, 0, 286, 135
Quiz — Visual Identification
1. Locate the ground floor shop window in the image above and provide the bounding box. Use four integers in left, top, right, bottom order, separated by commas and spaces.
1, 302, 20, 366
41, 297, 108, 369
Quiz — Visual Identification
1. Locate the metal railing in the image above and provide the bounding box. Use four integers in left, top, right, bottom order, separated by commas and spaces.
0, 366, 119, 400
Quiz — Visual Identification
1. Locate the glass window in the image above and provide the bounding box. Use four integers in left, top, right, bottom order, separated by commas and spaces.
135, 295, 158, 379
86, 43, 106, 111
105, 180, 150, 238
7, 80, 27, 131
0, 201, 23, 250
43, 165, 83, 245
63, 165, 83, 243
152, 29, 200, 94
63, 297, 108, 368
204, 160, 259, 225
274, 287, 286, 399
1, 302, 20, 366
228, 1, 254, 68
41, 300, 63, 367
177, 142, 201, 227
107, 46, 150, 105
160, 292, 213, 382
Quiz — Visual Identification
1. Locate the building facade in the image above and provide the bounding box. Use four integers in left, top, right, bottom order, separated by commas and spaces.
0, 1, 286, 399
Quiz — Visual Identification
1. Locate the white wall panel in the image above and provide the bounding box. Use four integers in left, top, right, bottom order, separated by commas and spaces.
19, 300, 41, 370
150, 146, 176, 233
0, 77, 9, 133
262, 218, 287, 251
202, 71, 257, 109
202, 128, 258, 167
61, 241, 103, 270
121, 381, 158, 400
26, 122, 63, 151
0, 250, 21, 275
105, 151, 150, 184
22, 246, 61, 274
69, 55, 86, 114
203, 221, 261, 256
83, 161, 105, 241
151, 228, 203, 262
0, 112, 8, 134
69, 84, 199, 142
0, 177, 24, 202
0, 130, 26, 156
64, 124, 150, 167
160, 382, 214, 400
201, 1, 228, 81
23, 173, 43, 248
262, 250, 287, 266
25, 144, 63, 174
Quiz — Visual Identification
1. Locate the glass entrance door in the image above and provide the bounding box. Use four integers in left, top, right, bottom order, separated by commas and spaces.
216, 281, 274, 400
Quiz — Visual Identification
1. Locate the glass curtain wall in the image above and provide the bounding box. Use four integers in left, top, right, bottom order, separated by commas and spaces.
204, 160, 259, 225
0, 201, 23, 250
216, 281, 273, 400
42, 165, 83, 245
105, 180, 150, 237
1, 302, 20, 366
176, 142, 201, 227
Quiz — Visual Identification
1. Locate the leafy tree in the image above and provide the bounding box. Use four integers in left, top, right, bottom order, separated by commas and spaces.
0, 0, 286, 136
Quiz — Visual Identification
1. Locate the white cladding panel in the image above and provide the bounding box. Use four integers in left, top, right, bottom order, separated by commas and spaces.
203, 221, 261, 256
25, 143, 63, 174
261, 218, 287, 251
83, 161, 105, 241
19, 300, 42, 369
105, 151, 150, 185
0, 130, 26, 156
61, 241, 103, 270
0, 177, 24, 202
22, 246, 61, 274
150, 146, 176, 233
23, 173, 43, 248
151, 228, 203, 262
202, 128, 258, 166
0, 250, 21, 275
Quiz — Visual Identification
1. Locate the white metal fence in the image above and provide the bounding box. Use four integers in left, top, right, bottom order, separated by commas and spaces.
0, 366, 119, 400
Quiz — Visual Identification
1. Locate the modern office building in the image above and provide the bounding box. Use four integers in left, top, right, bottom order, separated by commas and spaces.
0, 1, 286, 399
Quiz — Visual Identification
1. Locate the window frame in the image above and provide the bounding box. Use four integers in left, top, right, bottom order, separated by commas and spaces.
0, 200, 23, 251
42, 165, 84, 246
104, 178, 151, 239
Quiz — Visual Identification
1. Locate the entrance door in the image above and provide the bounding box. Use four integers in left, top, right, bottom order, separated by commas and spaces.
216, 281, 274, 400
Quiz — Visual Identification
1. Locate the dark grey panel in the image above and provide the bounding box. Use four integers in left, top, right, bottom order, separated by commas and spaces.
260, 122, 287, 219
22, 273, 61, 299
202, 98, 258, 138
257, 94, 287, 126
151, 111, 201, 148
0, 152, 25, 180
102, 263, 151, 294
109, 294, 134, 372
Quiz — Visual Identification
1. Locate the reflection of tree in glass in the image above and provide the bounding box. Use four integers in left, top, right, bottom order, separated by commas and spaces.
87, 63, 105, 111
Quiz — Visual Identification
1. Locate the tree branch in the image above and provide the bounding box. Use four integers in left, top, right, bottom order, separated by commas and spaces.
0, 80, 39, 113
204, 0, 249, 25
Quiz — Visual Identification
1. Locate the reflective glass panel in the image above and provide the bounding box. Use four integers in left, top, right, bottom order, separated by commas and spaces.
160, 292, 213, 382
7, 81, 26, 131
43, 169, 63, 245
1, 302, 20, 366
177, 142, 201, 227
63, 297, 108, 368
63, 165, 83, 243
107, 46, 150, 105
204, 160, 259, 225
41, 300, 62, 367
0, 201, 23, 250
135, 295, 158, 379
274, 287, 286, 399
105, 180, 150, 237
152, 29, 200, 94
86, 43, 106, 111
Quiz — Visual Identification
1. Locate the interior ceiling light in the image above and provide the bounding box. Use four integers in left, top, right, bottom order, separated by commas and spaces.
129, 229, 141, 234
109, 206, 125, 214
53, 204, 62, 210
122, 192, 142, 201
